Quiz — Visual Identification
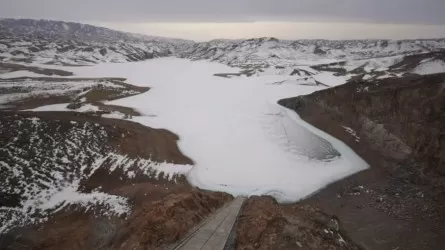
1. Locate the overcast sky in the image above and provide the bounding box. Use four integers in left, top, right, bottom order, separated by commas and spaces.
2, 0, 445, 40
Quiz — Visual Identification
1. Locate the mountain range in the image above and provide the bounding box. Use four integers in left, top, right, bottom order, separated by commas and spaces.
1, 18, 445, 75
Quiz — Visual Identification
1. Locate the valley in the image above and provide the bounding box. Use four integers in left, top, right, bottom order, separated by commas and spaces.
0, 18, 444, 249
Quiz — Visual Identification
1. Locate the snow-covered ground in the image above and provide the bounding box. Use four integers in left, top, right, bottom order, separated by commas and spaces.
33, 58, 368, 202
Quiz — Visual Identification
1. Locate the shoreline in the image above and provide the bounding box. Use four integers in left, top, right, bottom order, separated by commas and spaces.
279, 75, 445, 250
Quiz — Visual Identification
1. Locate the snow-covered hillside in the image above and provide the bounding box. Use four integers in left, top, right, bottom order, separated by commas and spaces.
0, 18, 193, 65
0, 111, 192, 233
179, 38, 445, 84
2, 18, 445, 73
179, 37, 445, 67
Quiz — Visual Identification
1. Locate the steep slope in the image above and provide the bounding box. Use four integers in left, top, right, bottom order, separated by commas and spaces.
279, 73, 445, 249
280, 73, 445, 176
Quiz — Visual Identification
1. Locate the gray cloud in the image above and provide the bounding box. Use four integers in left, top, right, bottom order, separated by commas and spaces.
1, 0, 445, 25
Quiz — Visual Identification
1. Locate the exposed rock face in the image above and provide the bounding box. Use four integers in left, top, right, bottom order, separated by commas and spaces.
278, 73, 445, 249
236, 196, 361, 250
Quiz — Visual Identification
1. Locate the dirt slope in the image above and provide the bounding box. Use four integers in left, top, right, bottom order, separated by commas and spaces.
278, 73, 445, 249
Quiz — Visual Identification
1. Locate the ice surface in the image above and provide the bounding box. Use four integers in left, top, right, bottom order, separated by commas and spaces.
412, 60, 445, 75
29, 103, 99, 112
38, 58, 369, 202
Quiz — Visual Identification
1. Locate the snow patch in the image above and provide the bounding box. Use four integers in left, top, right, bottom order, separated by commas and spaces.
342, 126, 361, 142
29, 103, 70, 111
312, 72, 351, 87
